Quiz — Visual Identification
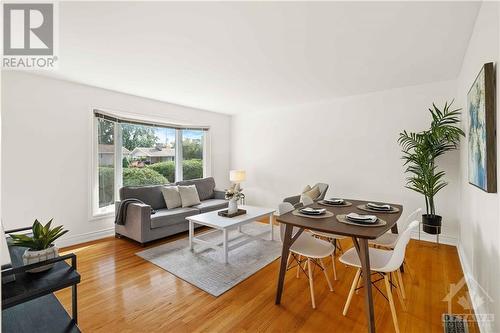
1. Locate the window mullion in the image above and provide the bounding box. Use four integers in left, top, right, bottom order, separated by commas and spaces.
175, 129, 183, 182
202, 131, 209, 177
114, 123, 123, 200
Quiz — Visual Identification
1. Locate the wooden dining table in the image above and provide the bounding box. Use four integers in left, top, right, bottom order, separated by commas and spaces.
275, 199, 403, 333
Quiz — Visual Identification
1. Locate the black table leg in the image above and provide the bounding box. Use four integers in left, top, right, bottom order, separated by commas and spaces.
70, 254, 78, 324
353, 237, 376, 333
275, 224, 293, 304
72, 284, 78, 324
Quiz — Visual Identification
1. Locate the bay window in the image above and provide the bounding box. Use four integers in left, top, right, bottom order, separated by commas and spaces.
93, 110, 209, 216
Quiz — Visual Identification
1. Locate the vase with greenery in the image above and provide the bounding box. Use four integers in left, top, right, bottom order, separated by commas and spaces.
225, 183, 244, 214
9, 219, 68, 273
398, 101, 464, 234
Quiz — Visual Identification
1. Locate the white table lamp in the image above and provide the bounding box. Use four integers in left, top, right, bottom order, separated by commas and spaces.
230, 170, 246, 183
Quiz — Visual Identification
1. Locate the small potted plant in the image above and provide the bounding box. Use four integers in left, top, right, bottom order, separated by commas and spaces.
9, 219, 68, 273
225, 183, 244, 214
398, 101, 464, 235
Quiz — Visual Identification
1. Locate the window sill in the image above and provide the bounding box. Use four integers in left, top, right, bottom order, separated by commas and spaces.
89, 211, 114, 222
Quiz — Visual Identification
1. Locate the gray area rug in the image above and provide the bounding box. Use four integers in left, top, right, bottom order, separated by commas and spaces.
136, 222, 282, 296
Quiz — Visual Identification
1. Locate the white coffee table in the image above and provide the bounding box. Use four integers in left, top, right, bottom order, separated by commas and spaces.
186, 205, 276, 263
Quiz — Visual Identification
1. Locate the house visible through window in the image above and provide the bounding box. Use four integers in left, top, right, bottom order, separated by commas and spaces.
182, 129, 204, 180
121, 123, 177, 186
93, 112, 208, 216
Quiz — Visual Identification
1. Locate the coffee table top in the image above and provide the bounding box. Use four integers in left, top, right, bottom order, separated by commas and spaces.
186, 205, 275, 229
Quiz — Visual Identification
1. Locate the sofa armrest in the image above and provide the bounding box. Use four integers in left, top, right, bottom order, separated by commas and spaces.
214, 190, 226, 200
283, 195, 300, 206
115, 202, 152, 244
126, 203, 152, 223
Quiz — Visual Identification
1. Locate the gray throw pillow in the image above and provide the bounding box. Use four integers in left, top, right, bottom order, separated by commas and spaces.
178, 185, 201, 207
176, 177, 216, 201
161, 186, 182, 209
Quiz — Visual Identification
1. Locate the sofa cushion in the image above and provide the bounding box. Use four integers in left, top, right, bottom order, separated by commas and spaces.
161, 186, 182, 209
176, 177, 216, 201
120, 185, 171, 210
193, 199, 229, 213
150, 207, 200, 229
178, 185, 201, 207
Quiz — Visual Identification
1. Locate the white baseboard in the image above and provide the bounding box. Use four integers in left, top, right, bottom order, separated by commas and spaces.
56, 227, 115, 248
456, 243, 489, 333
410, 230, 458, 246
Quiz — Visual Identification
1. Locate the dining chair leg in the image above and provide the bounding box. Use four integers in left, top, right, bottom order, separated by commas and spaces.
296, 255, 302, 278
343, 268, 361, 316
319, 258, 333, 291
307, 258, 316, 309
331, 254, 338, 281
355, 271, 363, 294
384, 274, 400, 333
396, 270, 406, 299
286, 253, 292, 270
392, 272, 407, 311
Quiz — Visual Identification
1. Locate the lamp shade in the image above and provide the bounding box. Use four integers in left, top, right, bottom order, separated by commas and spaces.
230, 170, 246, 182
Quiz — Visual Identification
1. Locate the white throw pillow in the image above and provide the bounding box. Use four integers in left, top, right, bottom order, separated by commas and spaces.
178, 185, 201, 207
302, 185, 321, 200
161, 186, 182, 209
302, 185, 312, 193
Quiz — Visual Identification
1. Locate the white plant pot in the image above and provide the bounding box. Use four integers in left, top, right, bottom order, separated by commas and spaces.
228, 199, 238, 214
22, 245, 59, 273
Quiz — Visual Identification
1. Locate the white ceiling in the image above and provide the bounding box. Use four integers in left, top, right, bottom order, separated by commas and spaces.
41, 1, 480, 115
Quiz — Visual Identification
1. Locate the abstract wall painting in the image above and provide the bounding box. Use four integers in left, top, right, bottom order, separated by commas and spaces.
468, 62, 496, 193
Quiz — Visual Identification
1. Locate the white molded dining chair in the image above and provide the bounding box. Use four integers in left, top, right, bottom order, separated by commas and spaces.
300, 195, 346, 280
278, 202, 335, 309
368, 208, 422, 249
340, 220, 419, 333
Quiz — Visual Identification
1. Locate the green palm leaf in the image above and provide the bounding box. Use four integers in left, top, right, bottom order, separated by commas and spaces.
398, 101, 464, 216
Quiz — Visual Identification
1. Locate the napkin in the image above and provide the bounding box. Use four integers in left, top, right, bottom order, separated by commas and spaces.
367, 202, 391, 211
346, 213, 377, 223
300, 207, 326, 215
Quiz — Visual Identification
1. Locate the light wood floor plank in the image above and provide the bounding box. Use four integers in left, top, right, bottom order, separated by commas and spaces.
56, 221, 479, 333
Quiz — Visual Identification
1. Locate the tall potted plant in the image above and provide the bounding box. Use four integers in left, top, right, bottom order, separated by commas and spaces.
398, 101, 464, 234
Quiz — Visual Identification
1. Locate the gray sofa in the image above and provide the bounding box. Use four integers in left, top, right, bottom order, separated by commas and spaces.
115, 177, 228, 245
283, 183, 329, 207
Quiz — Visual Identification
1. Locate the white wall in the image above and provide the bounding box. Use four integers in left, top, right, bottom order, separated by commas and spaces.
456, 2, 500, 332
1, 72, 231, 247
232, 80, 460, 242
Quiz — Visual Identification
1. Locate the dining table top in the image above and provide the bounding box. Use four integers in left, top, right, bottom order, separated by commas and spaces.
276, 199, 403, 240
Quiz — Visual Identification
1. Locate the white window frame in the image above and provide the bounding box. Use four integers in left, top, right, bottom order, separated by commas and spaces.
91, 110, 210, 219
91, 116, 116, 218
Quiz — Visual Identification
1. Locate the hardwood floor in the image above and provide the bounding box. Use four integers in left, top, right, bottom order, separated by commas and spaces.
56, 221, 478, 333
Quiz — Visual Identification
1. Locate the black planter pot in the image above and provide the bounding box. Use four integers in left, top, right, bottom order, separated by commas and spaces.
422, 214, 442, 235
